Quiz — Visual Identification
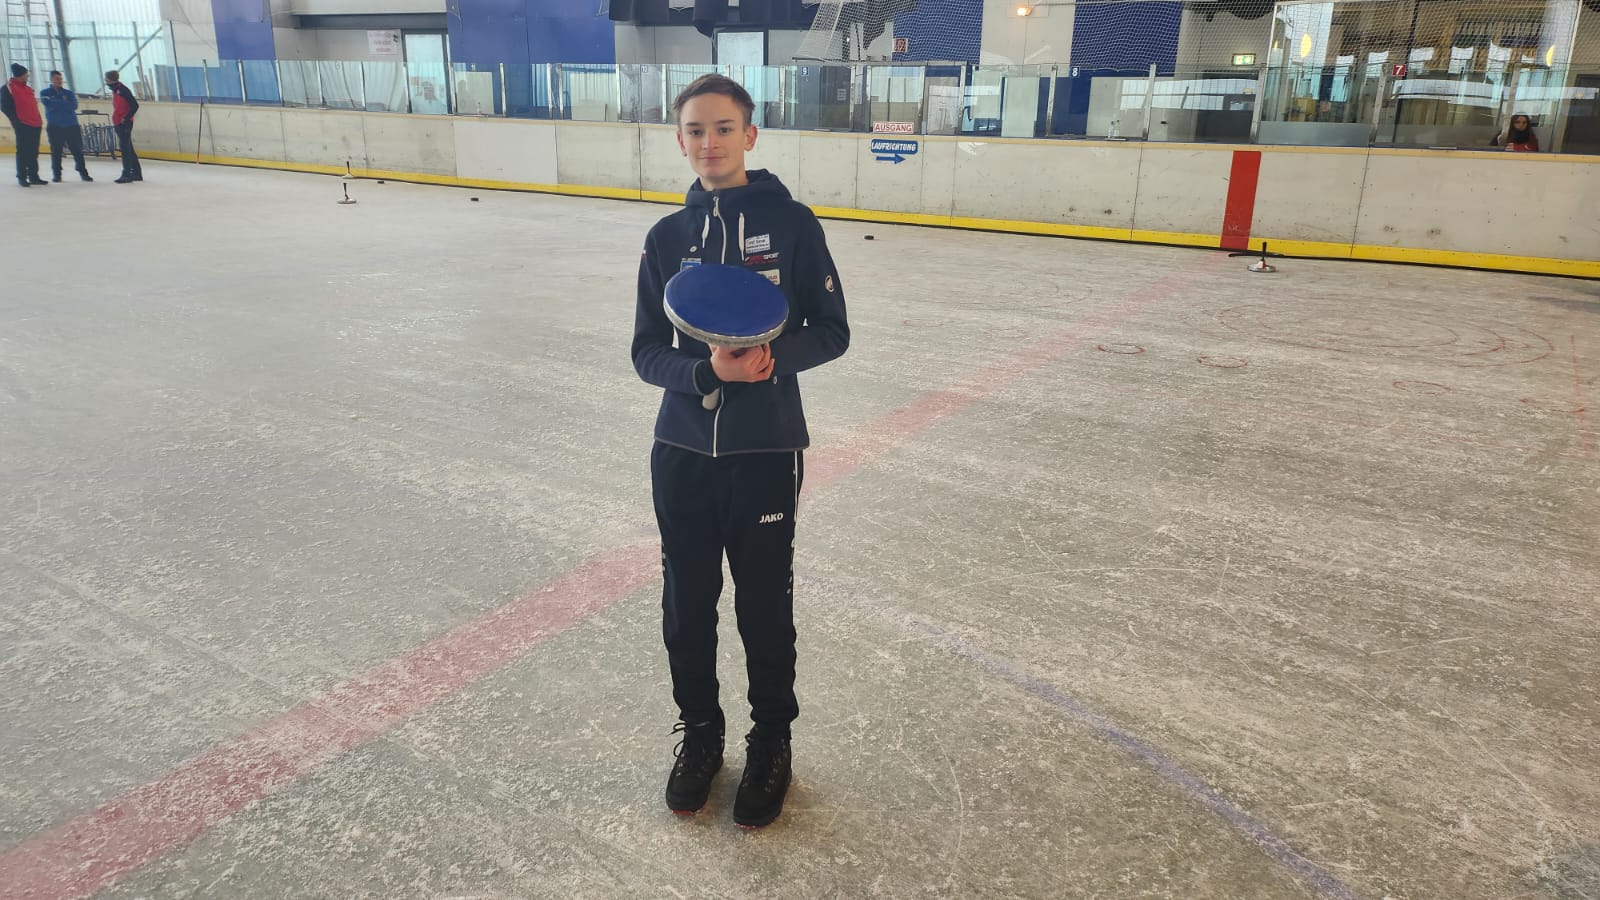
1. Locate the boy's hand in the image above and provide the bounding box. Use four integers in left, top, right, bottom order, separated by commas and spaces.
709, 344, 774, 383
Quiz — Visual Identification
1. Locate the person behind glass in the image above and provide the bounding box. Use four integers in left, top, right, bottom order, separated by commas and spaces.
1, 62, 47, 187
1499, 113, 1539, 152
40, 70, 93, 182
104, 70, 142, 183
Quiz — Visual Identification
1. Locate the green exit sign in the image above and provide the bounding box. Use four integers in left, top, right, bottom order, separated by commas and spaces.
1233, 53, 1257, 66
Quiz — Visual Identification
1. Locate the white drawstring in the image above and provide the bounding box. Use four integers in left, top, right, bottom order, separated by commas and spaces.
720, 195, 732, 262
738, 212, 746, 264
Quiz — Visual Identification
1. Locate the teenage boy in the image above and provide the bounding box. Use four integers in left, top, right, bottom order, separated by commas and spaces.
631, 74, 849, 828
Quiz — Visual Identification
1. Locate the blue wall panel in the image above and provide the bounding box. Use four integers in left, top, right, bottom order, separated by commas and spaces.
451, 0, 614, 66
1068, 1, 1182, 73
893, 0, 982, 64
212, 0, 276, 61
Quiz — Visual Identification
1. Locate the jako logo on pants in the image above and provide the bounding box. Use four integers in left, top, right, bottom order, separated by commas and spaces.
759, 513, 785, 524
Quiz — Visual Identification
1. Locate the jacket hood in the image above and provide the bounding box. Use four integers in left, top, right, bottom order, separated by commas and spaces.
685, 169, 792, 208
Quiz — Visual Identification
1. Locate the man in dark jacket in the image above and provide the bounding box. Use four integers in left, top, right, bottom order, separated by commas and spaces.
632, 74, 849, 829
105, 70, 141, 183
1, 62, 47, 187
40, 70, 92, 182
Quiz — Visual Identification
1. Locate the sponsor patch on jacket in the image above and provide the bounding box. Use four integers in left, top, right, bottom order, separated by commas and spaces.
680, 258, 701, 270
744, 251, 781, 266
744, 233, 772, 254
825, 275, 836, 293
759, 269, 781, 286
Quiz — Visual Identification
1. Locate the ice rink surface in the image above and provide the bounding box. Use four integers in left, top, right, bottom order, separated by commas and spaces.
2, 161, 1597, 899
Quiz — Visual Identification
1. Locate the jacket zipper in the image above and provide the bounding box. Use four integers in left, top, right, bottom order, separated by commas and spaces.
711, 192, 724, 457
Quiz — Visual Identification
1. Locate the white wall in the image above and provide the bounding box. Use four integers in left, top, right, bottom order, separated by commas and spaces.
615, 26, 805, 66
311, 29, 395, 62
613, 24, 650, 65
117, 102, 1600, 272
1578, 3, 1599, 67
657, 27, 714, 64
1174, 9, 1274, 72
613, 25, 715, 65
767, 29, 807, 65
455, 118, 558, 185
981, 0, 1075, 66
272, 27, 318, 60
161, 0, 219, 67
1354, 153, 1600, 259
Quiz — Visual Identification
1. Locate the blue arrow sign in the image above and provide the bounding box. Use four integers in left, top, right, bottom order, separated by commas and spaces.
870, 138, 919, 164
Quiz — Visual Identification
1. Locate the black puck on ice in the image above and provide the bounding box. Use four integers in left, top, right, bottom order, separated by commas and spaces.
864, 234, 875, 240
376, 180, 386, 184
471, 197, 479, 202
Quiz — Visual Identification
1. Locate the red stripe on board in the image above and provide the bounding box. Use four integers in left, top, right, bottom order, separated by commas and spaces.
0, 256, 1221, 900
1219, 150, 1263, 252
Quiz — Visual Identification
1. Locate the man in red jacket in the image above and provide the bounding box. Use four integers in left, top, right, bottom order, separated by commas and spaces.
105, 69, 142, 183
1, 63, 47, 187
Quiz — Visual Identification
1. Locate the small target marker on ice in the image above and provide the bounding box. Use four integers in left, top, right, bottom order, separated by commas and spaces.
338, 184, 356, 205
1229, 241, 1281, 273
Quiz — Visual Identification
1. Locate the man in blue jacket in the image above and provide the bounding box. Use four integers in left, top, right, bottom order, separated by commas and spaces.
40, 71, 92, 182
632, 74, 849, 829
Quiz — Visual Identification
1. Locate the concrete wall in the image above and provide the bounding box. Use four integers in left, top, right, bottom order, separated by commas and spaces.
161, 0, 221, 66
613, 26, 724, 65
767, 29, 808, 65
454, 117, 557, 184
1174, 9, 1273, 72
612, 24, 811, 65
981, 0, 1075, 66
1354, 153, 1599, 260
110, 101, 1600, 273
1579, 4, 1600, 67
272, 28, 319, 60
311, 29, 401, 62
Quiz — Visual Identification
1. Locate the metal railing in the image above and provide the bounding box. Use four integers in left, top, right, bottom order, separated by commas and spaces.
6, 25, 1597, 154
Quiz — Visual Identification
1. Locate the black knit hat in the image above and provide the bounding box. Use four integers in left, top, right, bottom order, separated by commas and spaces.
10, 63, 26, 78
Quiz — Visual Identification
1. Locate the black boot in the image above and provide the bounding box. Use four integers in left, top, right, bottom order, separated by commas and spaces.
733, 730, 792, 828
17, 179, 30, 188
28, 176, 47, 185
664, 720, 724, 814
79, 170, 93, 182
52, 171, 62, 183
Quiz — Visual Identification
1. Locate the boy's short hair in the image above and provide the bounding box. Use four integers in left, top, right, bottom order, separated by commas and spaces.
49, 70, 62, 77
672, 74, 755, 127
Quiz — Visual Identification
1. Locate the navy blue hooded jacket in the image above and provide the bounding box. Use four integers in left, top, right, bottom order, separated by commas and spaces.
632, 170, 849, 457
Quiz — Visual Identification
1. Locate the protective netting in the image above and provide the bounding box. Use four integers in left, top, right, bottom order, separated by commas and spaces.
797, 0, 921, 61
